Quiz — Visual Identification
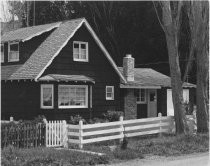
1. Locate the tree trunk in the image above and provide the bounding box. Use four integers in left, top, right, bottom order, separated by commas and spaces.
161, 1, 187, 134
165, 30, 187, 134
196, 47, 209, 133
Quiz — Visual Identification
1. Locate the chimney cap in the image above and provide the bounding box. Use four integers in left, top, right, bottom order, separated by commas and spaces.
125, 54, 132, 58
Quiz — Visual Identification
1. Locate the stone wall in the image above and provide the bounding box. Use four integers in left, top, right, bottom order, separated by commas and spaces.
124, 89, 137, 119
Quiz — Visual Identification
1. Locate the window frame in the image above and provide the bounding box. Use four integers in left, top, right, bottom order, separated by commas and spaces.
58, 85, 88, 109
73, 41, 88, 62
136, 89, 147, 104
40, 84, 54, 109
8, 41, 19, 62
1, 43, 4, 63
106, 86, 114, 100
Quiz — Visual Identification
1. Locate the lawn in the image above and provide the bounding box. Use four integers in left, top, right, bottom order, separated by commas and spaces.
1, 146, 109, 166
1, 133, 209, 166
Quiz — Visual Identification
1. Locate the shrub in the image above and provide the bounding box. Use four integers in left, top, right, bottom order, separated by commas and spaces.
103, 111, 123, 122
68, 115, 87, 125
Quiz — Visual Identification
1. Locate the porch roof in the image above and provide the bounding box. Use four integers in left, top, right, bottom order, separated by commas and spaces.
118, 67, 195, 88
38, 74, 95, 83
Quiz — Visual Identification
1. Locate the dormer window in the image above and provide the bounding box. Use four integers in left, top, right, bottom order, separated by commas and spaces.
1, 44, 4, 63
73, 41, 88, 62
8, 42, 19, 62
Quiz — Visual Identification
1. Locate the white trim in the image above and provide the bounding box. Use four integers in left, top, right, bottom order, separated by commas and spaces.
1, 43, 4, 63
106, 86, 114, 100
22, 22, 61, 42
136, 89, 147, 104
90, 85, 92, 108
73, 41, 88, 62
120, 84, 161, 89
35, 19, 127, 83
58, 85, 88, 109
8, 41, 19, 62
41, 84, 54, 109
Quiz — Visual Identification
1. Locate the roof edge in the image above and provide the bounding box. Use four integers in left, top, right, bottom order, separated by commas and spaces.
22, 22, 62, 42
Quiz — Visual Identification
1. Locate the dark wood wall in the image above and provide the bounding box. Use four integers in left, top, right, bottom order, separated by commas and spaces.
41, 25, 121, 119
1, 80, 40, 120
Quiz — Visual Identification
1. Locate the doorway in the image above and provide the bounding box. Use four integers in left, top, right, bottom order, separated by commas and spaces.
147, 89, 157, 117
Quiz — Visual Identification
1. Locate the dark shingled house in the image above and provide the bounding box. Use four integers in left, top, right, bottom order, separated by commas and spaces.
1, 18, 195, 120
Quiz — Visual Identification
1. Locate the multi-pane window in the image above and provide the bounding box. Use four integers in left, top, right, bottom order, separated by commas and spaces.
41, 85, 54, 108
8, 42, 19, 62
1, 44, 4, 63
106, 86, 114, 100
73, 41, 88, 62
136, 89, 146, 103
58, 85, 88, 108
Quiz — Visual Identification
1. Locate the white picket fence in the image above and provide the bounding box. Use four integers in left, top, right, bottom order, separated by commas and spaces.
45, 120, 67, 147
45, 113, 175, 148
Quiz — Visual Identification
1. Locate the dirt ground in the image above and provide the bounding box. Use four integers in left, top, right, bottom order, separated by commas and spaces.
101, 152, 209, 166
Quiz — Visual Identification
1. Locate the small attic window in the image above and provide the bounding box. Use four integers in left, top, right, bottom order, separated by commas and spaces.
1, 44, 4, 63
8, 42, 19, 62
73, 41, 88, 62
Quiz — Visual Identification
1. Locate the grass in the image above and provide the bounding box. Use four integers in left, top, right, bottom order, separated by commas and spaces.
2, 133, 209, 166
129, 133, 209, 156
1, 146, 109, 166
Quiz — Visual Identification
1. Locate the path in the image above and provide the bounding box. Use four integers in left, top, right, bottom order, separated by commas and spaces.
105, 152, 209, 166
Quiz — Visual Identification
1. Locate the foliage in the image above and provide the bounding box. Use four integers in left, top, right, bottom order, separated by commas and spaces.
88, 117, 108, 124
68, 115, 87, 125
1, 146, 108, 166
183, 101, 191, 115
103, 111, 123, 122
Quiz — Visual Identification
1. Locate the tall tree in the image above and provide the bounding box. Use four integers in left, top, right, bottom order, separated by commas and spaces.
153, 1, 188, 134
186, 1, 209, 132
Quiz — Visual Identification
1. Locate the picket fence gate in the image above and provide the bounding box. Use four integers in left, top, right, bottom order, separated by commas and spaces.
45, 120, 67, 147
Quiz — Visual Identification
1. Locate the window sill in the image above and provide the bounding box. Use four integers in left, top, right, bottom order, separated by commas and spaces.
73, 59, 88, 62
58, 106, 88, 109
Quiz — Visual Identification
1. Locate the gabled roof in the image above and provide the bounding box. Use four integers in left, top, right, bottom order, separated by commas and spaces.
1, 22, 61, 43
118, 67, 195, 88
3, 18, 126, 83
39, 74, 95, 83
1, 65, 22, 80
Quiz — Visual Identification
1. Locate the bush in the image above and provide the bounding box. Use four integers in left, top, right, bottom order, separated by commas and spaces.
68, 115, 87, 125
103, 111, 123, 122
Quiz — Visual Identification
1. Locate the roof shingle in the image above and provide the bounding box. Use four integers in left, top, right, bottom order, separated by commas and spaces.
118, 67, 195, 88
1, 22, 61, 43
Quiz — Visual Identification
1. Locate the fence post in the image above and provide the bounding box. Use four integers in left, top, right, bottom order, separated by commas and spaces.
119, 116, 124, 142
62, 120, 68, 148
79, 120, 83, 149
10, 116, 14, 122
43, 118, 48, 147
158, 113, 162, 137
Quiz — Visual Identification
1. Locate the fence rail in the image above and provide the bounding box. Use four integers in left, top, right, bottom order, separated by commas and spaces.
66, 113, 175, 149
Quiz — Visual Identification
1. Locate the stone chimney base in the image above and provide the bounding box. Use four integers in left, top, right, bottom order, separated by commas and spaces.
124, 89, 137, 119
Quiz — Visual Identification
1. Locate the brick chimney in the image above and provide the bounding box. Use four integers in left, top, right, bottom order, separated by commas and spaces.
123, 54, 135, 82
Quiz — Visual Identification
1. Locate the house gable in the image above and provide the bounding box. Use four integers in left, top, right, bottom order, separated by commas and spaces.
7, 18, 126, 83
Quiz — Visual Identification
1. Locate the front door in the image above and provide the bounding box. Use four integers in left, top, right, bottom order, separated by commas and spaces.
147, 89, 157, 117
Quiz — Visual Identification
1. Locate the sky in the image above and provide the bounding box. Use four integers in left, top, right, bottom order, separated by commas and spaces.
0, 0, 19, 22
